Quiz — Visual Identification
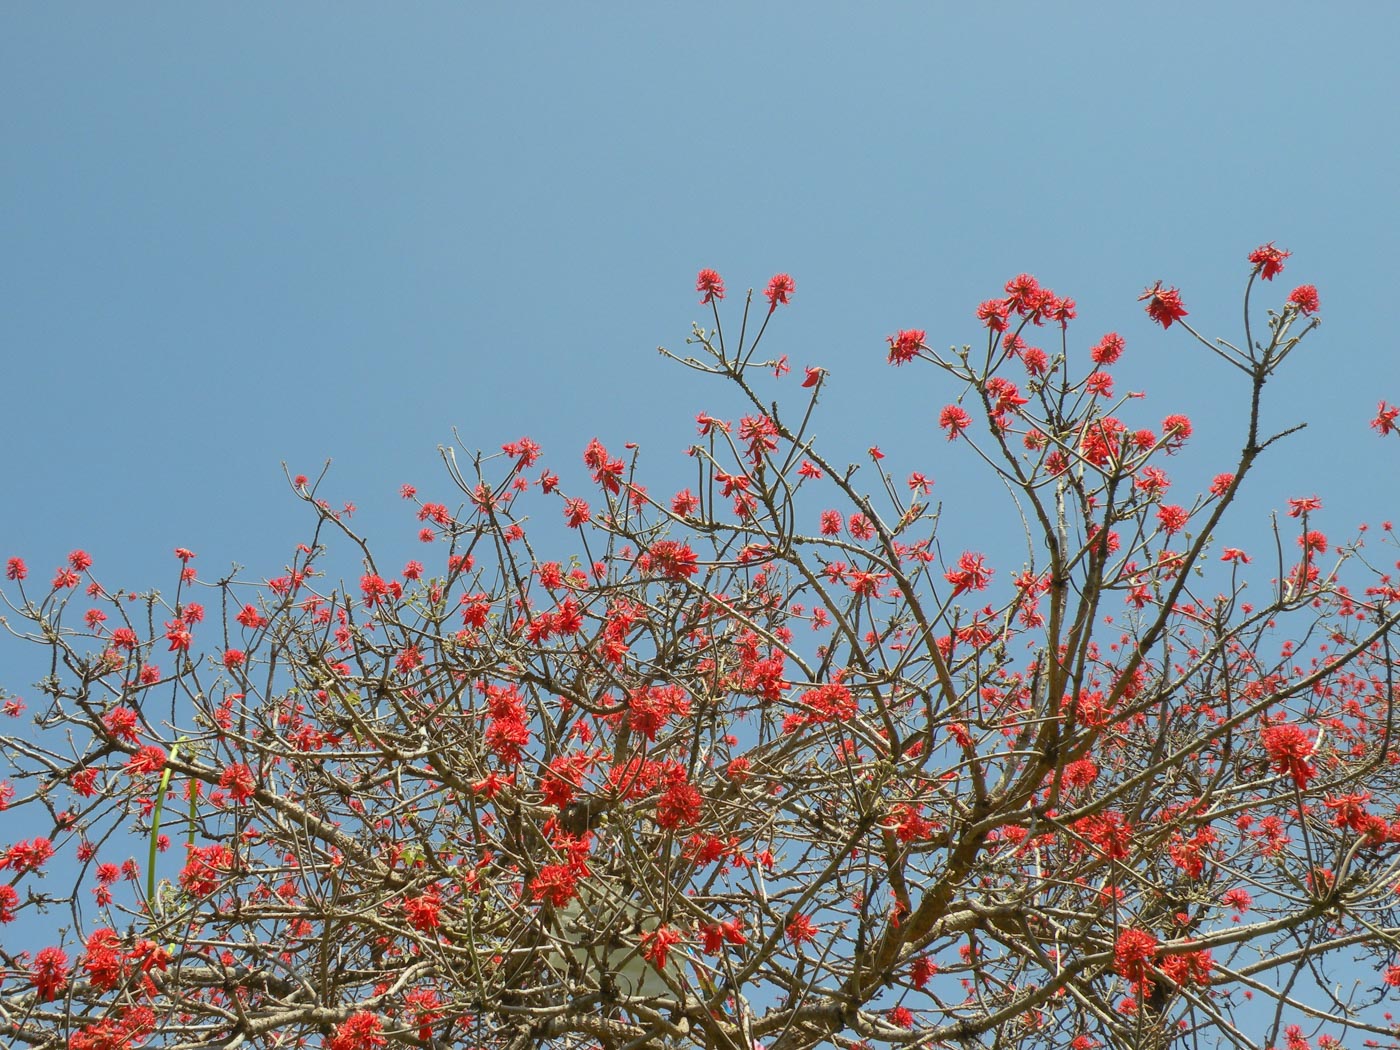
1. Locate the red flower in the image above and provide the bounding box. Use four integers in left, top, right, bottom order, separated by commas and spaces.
910, 955, 938, 989
81, 928, 125, 991
976, 298, 1009, 332
1248, 242, 1291, 280
1113, 928, 1158, 985
1261, 722, 1316, 789
530, 863, 581, 906
696, 268, 725, 304
235, 603, 266, 629
403, 887, 443, 932
222, 648, 246, 669
328, 1011, 387, 1050
1003, 273, 1041, 315
1156, 504, 1188, 535
801, 365, 825, 388
887, 328, 925, 366
786, 913, 818, 944
1139, 281, 1188, 329
6, 557, 28, 581
647, 539, 699, 580
219, 762, 256, 802
126, 745, 167, 776
1287, 284, 1320, 315
944, 551, 993, 596
641, 925, 684, 970
764, 273, 795, 310
1090, 332, 1125, 365
180, 843, 234, 898
68, 549, 93, 571
563, 497, 591, 528
939, 404, 972, 440
887, 1005, 915, 1029
395, 644, 424, 673
1161, 413, 1193, 451
30, 946, 69, 1002
1373, 401, 1400, 437
656, 778, 703, 829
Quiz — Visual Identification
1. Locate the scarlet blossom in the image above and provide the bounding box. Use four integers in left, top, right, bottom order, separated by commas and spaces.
640, 925, 684, 970
1261, 722, 1317, 790
888, 1005, 915, 1029
786, 913, 818, 944
763, 273, 795, 310
81, 928, 125, 991
945, 551, 993, 596
403, 887, 442, 931
887, 328, 925, 365
1287, 284, 1320, 315
648, 539, 700, 580
69, 549, 93, 571
0, 836, 55, 872
219, 763, 256, 802
1020, 345, 1048, 375
126, 745, 167, 776
30, 946, 69, 1002
236, 604, 266, 628
395, 644, 424, 673
696, 268, 725, 304
801, 365, 825, 387
0, 884, 17, 923
1085, 371, 1114, 398
1003, 273, 1041, 314
1156, 504, 1189, 535
1139, 281, 1188, 328
6, 557, 28, 581
1287, 496, 1322, 517
671, 488, 700, 516
1220, 548, 1250, 563
910, 955, 938, 989
656, 778, 703, 828
1113, 928, 1158, 985
1372, 402, 1400, 437
1045, 294, 1077, 327
164, 620, 192, 652
1161, 413, 1193, 450
222, 648, 245, 668
563, 497, 591, 528
939, 404, 972, 440
1090, 332, 1125, 365
103, 706, 140, 742
1248, 242, 1291, 280
180, 843, 235, 898
328, 1010, 387, 1050
976, 298, 1009, 332
1222, 888, 1252, 913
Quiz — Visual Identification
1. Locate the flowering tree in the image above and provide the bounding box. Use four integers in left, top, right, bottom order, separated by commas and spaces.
5, 251, 1400, 1050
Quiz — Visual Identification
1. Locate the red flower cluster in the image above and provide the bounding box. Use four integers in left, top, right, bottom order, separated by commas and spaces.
696, 268, 725, 304
1288, 284, 1320, 315
764, 273, 795, 311
1261, 722, 1317, 789
1139, 281, 1189, 329
1113, 927, 1158, 987
646, 539, 699, 580
1248, 242, 1291, 280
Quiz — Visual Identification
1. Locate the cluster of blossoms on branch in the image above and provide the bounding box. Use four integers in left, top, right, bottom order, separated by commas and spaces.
3, 247, 1400, 1050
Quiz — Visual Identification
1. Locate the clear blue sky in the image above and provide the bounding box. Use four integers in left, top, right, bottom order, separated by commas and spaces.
3, 4, 1398, 599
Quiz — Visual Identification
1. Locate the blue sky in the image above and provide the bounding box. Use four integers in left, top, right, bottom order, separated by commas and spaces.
3, 4, 1398, 614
